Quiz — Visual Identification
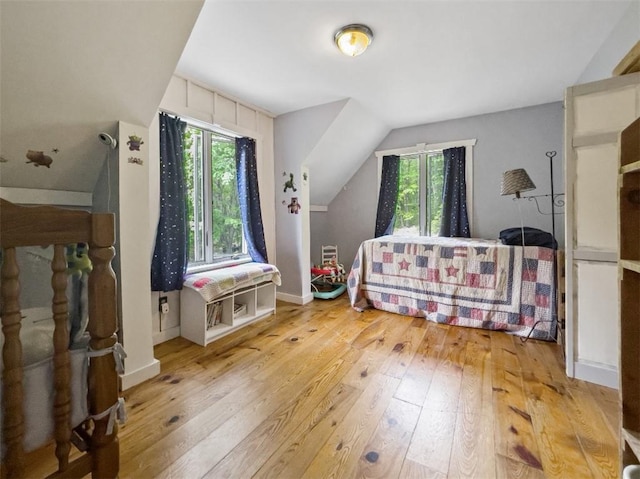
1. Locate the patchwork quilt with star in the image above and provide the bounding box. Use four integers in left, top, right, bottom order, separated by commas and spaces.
183, 262, 281, 303
347, 235, 556, 340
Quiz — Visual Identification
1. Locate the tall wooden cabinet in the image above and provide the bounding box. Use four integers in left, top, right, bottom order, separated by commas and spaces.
619, 116, 640, 469
564, 72, 640, 388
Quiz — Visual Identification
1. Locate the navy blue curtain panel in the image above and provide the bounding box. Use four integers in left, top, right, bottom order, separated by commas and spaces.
236, 137, 268, 263
374, 155, 400, 237
151, 113, 188, 291
439, 146, 470, 238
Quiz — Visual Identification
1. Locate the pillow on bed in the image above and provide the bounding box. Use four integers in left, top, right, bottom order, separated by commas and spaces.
499, 227, 558, 249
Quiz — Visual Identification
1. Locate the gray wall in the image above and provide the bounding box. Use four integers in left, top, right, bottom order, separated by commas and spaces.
310, 210, 332, 266
275, 101, 348, 298
315, 102, 564, 271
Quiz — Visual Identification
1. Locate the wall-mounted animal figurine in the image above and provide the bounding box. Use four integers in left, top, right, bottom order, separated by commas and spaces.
288, 196, 301, 214
127, 135, 144, 151
26, 150, 53, 168
284, 172, 297, 193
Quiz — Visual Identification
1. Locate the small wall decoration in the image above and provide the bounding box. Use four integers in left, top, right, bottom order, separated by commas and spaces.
283, 172, 297, 192
0, 156, 9, 163
128, 157, 143, 165
288, 197, 301, 214
25, 149, 53, 168
127, 135, 144, 151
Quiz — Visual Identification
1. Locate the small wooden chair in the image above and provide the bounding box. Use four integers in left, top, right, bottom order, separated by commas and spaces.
321, 245, 339, 265
311, 245, 345, 290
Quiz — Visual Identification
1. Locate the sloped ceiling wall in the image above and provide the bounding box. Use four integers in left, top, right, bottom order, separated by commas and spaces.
0, 0, 203, 193
306, 100, 389, 206
274, 98, 390, 206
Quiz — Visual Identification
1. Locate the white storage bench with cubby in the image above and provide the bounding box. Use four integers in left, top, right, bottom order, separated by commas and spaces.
180, 262, 281, 346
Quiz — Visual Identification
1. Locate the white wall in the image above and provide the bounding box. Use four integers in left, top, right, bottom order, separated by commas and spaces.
116, 121, 160, 390
149, 75, 276, 344
92, 121, 161, 389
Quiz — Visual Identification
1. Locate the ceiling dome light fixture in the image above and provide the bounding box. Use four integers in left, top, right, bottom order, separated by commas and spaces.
334, 24, 373, 57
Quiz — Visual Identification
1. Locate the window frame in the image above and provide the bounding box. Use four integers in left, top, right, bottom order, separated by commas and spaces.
375, 139, 476, 236
183, 121, 252, 273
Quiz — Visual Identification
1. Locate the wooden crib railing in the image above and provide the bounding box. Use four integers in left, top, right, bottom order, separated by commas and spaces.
0, 198, 120, 478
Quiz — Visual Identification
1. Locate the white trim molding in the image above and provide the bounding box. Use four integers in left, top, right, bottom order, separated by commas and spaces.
573, 361, 618, 389
120, 358, 161, 391
276, 291, 314, 305
153, 326, 180, 346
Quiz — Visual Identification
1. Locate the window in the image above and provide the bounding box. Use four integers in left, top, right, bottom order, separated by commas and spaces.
183, 124, 248, 268
394, 151, 445, 236
376, 140, 475, 237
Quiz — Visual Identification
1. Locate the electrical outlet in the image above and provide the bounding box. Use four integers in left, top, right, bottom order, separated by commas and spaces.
159, 296, 168, 314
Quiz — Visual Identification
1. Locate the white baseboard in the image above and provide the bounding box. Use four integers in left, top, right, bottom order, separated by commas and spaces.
276, 291, 314, 305
153, 326, 180, 345
573, 361, 618, 389
120, 358, 161, 391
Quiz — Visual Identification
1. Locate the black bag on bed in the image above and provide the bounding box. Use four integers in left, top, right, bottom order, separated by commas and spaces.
499, 227, 557, 249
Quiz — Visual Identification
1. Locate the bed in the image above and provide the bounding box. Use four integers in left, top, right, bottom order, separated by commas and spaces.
347, 235, 557, 340
1, 198, 121, 478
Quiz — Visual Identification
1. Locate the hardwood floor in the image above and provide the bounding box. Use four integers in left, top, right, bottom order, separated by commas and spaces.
28, 296, 619, 478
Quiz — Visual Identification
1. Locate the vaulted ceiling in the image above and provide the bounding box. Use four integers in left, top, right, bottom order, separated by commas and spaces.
0, 0, 634, 204
178, 0, 632, 129
176, 0, 633, 205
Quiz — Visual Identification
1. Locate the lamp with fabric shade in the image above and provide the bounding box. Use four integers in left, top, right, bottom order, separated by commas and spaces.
500, 167, 535, 278
499, 154, 563, 343
501, 168, 536, 198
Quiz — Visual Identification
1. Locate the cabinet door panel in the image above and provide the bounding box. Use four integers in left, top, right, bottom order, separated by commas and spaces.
574, 85, 637, 136
574, 144, 618, 251
575, 261, 619, 367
